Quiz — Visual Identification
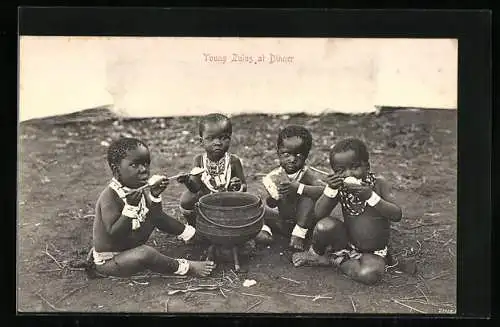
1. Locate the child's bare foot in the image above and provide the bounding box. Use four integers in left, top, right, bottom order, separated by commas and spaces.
292, 247, 330, 267
289, 236, 305, 251
255, 230, 273, 245
188, 260, 216, 277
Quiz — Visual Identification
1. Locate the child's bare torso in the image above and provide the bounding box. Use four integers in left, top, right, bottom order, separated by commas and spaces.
93, 187, 156, 252
341, 179, 390, 251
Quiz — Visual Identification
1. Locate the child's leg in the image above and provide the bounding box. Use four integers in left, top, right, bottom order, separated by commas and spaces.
292, 217, 348, 266
152, 211, 195, 243
290, 196, 316, 251
179, 190, 201, 226
95, 245, 216, 277
339, 254, 386, 285
255, 202, 293, 244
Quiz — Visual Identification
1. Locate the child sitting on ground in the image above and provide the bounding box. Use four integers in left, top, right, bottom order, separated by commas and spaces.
178, 113, 247, 227
90, 137, 215, 277
257, 125, 325, 251
292, 138, 402, 285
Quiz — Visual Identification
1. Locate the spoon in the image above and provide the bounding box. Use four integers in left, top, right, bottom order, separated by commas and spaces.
123, 167, 205, 196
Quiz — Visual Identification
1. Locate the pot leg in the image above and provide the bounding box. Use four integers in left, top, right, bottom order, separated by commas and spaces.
232, 246, 240, 272
206, 245, 216, 262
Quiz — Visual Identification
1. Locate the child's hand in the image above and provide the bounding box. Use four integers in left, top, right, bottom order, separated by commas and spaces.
326, 173, 344, 190
266, 197, 278, 208
278, 180, 299, 197
227, 177, 242, 192
343, 183, 373, 201
125, 190, 143, 206
176, 174, 190, 185
150, 175, 169, 197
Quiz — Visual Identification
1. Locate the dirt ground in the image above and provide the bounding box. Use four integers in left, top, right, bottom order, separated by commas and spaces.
17, 107, 457, 314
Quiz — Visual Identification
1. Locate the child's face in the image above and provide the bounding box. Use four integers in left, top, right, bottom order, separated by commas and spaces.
116, 145, 151, 188
201, 121, 231, 160
278, 136, 307, 174
330, 150, 368, 180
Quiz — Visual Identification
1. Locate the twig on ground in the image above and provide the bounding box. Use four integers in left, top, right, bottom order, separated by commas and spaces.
350, 296, 357, 313
407, 222, 452, 230
403, 299, 455, 308
219, 288, 227, 298
55, 284, 88, 304
37, 268, 63, 274
428, 272, 449, 281
132, 280, 149, 285
448, 248, 455, 257
415, 240, 422, 254
143, 274, 188, 280
280, 276, 302, 284
167, 286, 218, 295
417, 274, 431, 293
43, 244, 64, 269
240, 292, 270, 299
230, 269, 239, 280
282, 292, 333, 301
246, 300, 263, 312
416, 286, 430, 303
36, 292, 63, 311
172, 279, 192, 285
82, 214, 95, 219
443, 238, 454, 246
385, 259, 399, 272
392, 298, 426, 313
164, 298, 169, 312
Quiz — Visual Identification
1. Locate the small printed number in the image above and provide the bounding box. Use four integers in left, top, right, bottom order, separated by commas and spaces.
439, 308, 455, 314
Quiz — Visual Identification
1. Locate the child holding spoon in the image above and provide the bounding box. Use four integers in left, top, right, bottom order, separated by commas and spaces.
177, 113, 247, 227
90, 138, 215, 277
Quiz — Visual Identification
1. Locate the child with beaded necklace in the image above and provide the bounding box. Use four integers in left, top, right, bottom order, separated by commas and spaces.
178, 113, 247, 227
90, 138, 215, 277
292, 138, 402, 285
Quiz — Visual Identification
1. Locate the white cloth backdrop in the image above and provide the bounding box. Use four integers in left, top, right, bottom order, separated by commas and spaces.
19, 37, 457, 122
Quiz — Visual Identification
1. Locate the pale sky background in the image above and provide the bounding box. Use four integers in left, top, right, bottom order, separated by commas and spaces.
19, 37, 458, 122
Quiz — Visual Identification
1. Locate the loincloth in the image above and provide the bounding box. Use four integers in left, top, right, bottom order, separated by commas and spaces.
92, 248, 120, 266
327, 243, 388, 266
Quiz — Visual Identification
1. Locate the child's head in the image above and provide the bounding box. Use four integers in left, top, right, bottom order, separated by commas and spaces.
199, 113, 233, 160
107, 138, 151, 188
277, 125, 313, 174
329, 138, 370, 180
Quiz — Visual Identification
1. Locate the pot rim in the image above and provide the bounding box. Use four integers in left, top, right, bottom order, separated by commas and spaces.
198, 192, 261, 211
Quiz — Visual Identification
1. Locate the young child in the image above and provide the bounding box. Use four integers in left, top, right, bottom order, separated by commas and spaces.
178, 113, 247, 226
91, 137, 215, 277
292, 138, 402, 285
257, 125, 325, 251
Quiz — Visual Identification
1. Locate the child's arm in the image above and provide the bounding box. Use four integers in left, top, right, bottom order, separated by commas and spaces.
179, 155, 203, 193
314, 172, 343, 218
369, 177, 402, 222
297, 170, 327, 200
99, 190, 136, 238
314, 189, 340, 219
231, 155, 247, 192
343, 177, 402, 222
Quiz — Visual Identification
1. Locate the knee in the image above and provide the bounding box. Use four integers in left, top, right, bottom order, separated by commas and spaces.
315, 217, 341, 234
135, 245, 157, 265
180, 190, 197, 209
298, 196, 315, 208
356, 258, 385, 285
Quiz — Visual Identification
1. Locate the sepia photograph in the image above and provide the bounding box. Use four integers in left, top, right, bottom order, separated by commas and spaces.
18, 36, 458, 314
